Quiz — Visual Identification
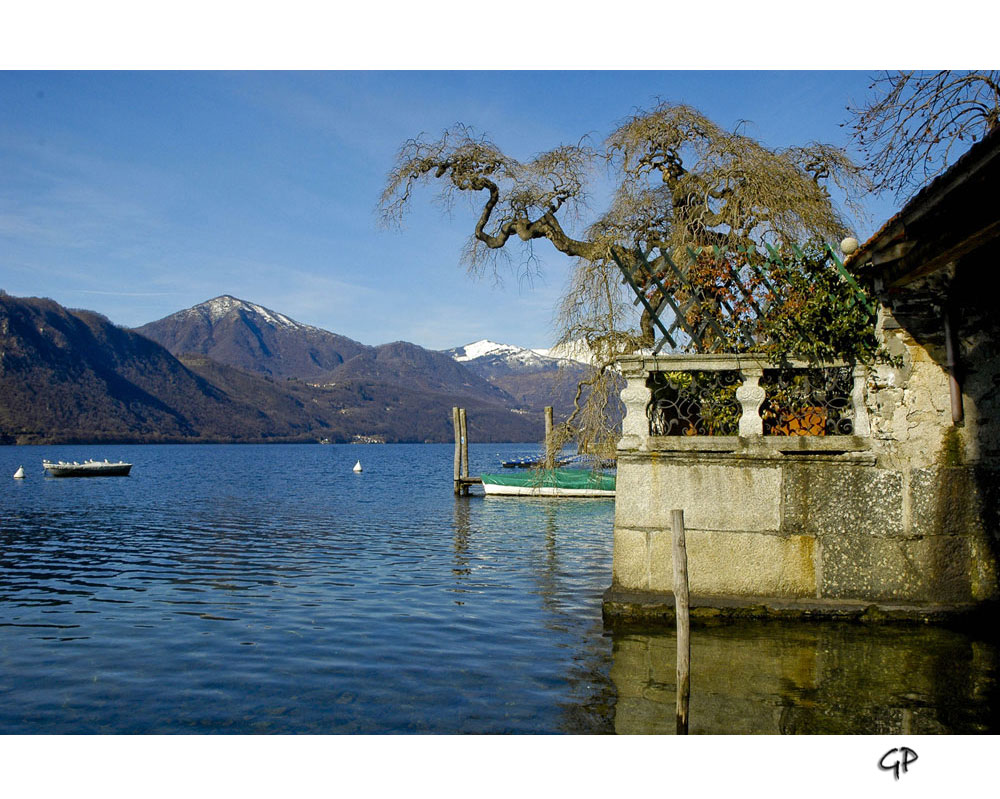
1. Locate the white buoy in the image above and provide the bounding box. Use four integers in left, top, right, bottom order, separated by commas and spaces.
13, 465, 25, 479
353, 460, 363, 473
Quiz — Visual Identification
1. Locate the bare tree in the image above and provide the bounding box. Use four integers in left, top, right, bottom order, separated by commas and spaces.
849, 70, 1000, 200
380, 103, 865, 454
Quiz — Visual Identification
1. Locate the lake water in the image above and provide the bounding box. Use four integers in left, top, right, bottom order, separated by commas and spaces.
1, 443, 997, 734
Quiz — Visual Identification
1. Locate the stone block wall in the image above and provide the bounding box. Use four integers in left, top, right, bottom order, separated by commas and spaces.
612, 451, 998, 608
867, 255, 1000, 470
608, 336, 1000, 617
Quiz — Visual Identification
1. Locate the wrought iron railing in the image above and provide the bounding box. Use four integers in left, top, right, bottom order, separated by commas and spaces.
618, 355, 870, 448
759, 367, 856, 436
648, 370, 742, 436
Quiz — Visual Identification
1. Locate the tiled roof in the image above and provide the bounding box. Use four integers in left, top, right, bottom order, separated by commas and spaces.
846, 124, 1000, 271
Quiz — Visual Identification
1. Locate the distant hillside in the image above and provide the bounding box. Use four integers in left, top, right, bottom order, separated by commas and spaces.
327, 341, 513, 404
182, 354, 542, 444
135, 295, 369, 380
0, 294, 542, 445
0, 294, 296, 443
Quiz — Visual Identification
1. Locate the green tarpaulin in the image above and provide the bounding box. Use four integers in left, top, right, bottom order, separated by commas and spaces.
480, 469, 615, 496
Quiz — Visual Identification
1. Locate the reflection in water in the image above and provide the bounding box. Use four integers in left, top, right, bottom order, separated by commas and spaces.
451, 496, 472, 581
609, 621, 999, 734
452, 494, 620, 733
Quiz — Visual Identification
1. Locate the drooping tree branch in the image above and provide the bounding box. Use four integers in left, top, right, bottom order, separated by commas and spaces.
848, 70, 1000, 200
380, 125, 599, 274
380, 107, 866, 452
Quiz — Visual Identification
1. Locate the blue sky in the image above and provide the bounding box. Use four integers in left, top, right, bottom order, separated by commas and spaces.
1, 70, 910, 350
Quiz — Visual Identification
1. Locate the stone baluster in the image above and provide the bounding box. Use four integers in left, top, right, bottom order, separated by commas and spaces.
736, 368, 765, 437
618, 364, 650, 451
851, 365, 871, 437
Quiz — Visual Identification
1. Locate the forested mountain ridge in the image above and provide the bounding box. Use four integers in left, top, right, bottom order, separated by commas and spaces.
0, 294, 274, 443
0, 294, 543, 444
134, 295, 370, 380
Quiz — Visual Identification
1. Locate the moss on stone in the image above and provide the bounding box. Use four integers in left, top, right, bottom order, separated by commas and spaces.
938, 425, 964, 466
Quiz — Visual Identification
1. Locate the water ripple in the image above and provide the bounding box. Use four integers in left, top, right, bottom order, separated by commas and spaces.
2, 443, 998, 734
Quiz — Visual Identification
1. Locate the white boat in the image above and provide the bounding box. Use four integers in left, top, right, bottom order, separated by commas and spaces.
353, 460, 363, 472
13, 465, 25, 479
42, 459, 132, 477
481, 469, 615, 497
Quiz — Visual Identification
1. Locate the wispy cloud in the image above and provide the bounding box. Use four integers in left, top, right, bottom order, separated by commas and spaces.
74, 290, 181, 297
0, 131, 173, 257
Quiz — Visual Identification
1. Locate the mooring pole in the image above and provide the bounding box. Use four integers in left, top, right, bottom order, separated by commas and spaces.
452, 407, 462, 495
672, 508, 690, 735
544, 405, 554, 470
459, 407, 470, 495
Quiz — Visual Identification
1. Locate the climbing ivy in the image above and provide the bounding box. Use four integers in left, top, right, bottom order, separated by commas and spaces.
747, 239, 881, 366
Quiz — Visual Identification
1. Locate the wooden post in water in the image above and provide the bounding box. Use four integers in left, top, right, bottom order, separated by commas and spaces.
459, 408, 470, 492
544, 406, 554, 470
672, 508, 691, 735
452, 407, 462, 495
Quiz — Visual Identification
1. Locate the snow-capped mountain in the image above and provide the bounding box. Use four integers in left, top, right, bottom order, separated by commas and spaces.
446, 339, 587, 378
190, 295, 305, 329
444, 338, 591, 418
451, 339, 528, 362
135, 295, 369, 379
136, 296, 520, 409
531, 339, 596, 366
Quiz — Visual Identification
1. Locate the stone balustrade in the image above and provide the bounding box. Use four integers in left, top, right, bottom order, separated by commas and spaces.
607, 353, 998, 618
616, 353, 870, 454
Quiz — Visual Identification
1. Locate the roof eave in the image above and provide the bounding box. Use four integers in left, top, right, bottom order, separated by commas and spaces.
846, 126, 1000, 287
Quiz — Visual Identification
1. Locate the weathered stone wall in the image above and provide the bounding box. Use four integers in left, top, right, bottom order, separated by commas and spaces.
614, 452, 817, 599
867, 250, 1000, 470
612, 450, 999, 608
609, 266, 1000, 618
866, 266, 957, 471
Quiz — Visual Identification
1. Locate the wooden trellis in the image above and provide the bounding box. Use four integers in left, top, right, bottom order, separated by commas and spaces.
612, 243, 874, 354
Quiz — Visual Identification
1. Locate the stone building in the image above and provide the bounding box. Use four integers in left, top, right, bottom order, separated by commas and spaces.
604, 127, 1000, 622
